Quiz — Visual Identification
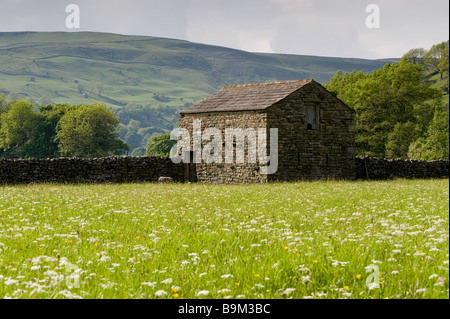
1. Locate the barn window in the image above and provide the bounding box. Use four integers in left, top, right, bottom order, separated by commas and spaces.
304, 104, 319, 130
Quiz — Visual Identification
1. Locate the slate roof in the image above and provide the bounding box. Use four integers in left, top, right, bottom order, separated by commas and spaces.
180, 79, 315, 114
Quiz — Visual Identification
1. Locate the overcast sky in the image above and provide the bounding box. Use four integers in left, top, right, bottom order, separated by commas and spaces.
0, 0, 448, 59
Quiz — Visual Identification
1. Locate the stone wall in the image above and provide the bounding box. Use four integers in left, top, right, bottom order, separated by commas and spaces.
179, 111, 270, 184
0, 156, 184, 184
355, 157, 449, 180
1, 156, 447, 185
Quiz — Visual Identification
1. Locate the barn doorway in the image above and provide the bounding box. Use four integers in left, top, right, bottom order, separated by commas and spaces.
184, 151, 197, 182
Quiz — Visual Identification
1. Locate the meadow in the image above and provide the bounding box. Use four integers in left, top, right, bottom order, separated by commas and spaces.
0, 179, 448, 299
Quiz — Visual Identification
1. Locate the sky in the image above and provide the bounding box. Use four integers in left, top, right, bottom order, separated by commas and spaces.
0, 0, 448, 59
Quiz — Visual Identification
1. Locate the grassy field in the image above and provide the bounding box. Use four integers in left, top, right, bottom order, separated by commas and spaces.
0, 179, 448, 299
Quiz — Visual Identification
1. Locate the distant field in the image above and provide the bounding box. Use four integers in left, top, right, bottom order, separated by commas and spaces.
0, 179, 448, 299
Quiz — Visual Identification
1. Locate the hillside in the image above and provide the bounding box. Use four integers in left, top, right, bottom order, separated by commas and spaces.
0, 31, 396, 152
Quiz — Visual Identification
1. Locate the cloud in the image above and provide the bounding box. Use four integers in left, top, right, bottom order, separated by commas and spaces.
270, 0, 314, 10
184, 0, 279, 52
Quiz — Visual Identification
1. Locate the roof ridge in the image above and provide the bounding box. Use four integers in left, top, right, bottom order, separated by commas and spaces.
222, 79, 314, 90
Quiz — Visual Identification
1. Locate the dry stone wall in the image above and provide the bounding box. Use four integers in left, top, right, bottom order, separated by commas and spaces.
0, 156, 184, 184
0, 156, 448, 184
355, 157, 449, 180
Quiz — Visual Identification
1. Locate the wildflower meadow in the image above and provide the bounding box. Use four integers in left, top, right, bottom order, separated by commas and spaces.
0, 179, 448, 299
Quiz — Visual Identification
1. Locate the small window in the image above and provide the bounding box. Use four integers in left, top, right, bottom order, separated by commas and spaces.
304, 104, 319, 130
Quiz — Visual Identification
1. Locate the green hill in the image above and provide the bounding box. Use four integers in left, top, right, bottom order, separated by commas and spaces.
0, 31, 396, 152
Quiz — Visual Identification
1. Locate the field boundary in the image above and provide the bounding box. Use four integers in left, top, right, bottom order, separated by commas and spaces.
0, 156, 448, 184
0, 156, 184, 184
355, 157, 449, 180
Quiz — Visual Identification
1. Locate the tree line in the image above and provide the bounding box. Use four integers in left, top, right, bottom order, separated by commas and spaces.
0, 97, 128, 159
325, 40, 449, 160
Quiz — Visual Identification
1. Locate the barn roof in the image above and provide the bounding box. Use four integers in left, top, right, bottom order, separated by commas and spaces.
180, 79, 315, 114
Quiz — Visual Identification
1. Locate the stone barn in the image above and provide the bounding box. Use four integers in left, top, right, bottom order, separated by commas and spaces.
178, 79, 356, 183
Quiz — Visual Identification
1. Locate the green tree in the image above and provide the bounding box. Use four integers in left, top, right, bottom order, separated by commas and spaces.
96, 83, 104, 97
0, 94, 10, 115
146, 133, 176, 157
425, 109, 449, 160
402, 48, 427, 66
408, 138, 429, 160
425, 41, 449, 79
0, 100, 42, 158
77, 84, 85, 94
37, 104, 78, 158
386, 122, 418, 159
56, 104, 129, 158
325, 60, 441, 157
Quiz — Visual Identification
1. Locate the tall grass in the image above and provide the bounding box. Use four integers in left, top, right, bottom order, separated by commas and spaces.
0, 179, 448, 299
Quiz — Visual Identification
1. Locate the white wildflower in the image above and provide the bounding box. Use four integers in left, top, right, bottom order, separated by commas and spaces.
302, 276, 312, 283
161, 278, 173, 284
196, 290, 210, 297
4, 278, 19, 286
155, 290, 168, 297
415, 288, 427, 294
282, 288, 296, 295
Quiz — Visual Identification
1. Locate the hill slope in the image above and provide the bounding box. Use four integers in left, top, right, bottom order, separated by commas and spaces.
0, 31, 394, 107
0, 31, 397, 152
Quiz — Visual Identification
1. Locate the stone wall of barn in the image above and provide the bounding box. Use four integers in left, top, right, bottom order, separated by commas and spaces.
266, 81, 356, 181
0, 156, 184, 184
178, 111, 270, 184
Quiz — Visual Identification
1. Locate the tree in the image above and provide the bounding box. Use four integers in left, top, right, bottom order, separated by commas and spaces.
386, 122, 418, 159
146, 133, 176, 157
77, 84, 85, 94
425, 41, 449, 79
325, 60, 441, 157
408, 138, 429, 160
425, 109, 449, 160
96, 83, 104, 97
0, 94, 10, 115
37, 104, 78, 158
0, 100, 42, 158
56, 104, 129, 158
402, 48, 427, 66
